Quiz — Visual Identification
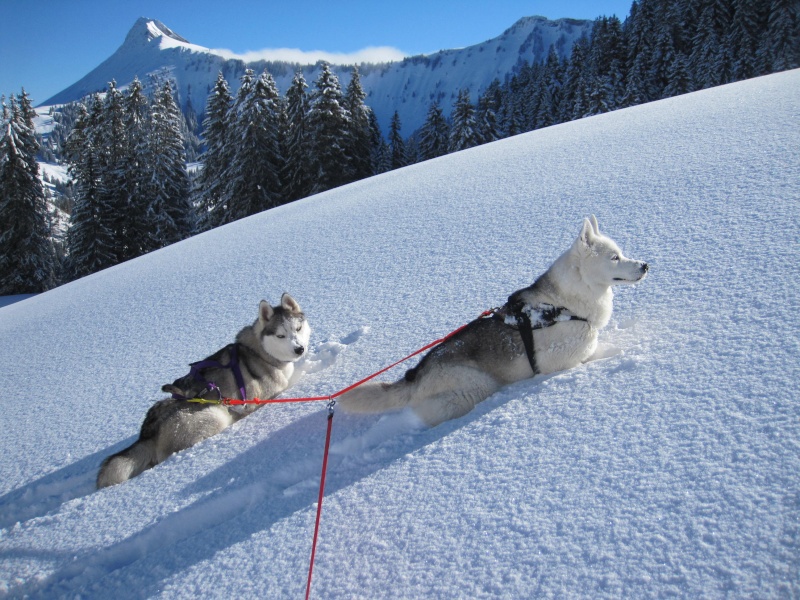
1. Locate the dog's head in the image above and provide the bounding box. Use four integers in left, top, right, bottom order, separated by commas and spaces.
257, 293, 311, 362
574, 216, 648, 287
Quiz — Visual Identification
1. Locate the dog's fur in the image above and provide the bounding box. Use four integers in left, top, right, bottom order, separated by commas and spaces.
97, 293, 310, 488
338, 217, 648, 426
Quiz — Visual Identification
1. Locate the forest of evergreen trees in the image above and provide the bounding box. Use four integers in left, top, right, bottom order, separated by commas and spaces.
1, 0, 797, 292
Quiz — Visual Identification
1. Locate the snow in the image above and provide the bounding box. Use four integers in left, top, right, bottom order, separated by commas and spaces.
38, 161, 69, 184
1, 70, 799, 598
31, 109, 57, 135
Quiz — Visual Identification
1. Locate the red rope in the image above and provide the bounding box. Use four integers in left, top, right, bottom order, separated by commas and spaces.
305, 408, 334, 600
219, 310, 495, 407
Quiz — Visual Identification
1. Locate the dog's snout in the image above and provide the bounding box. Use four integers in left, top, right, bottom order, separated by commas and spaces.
295, 346, 305, 356
641, 262, 649, 272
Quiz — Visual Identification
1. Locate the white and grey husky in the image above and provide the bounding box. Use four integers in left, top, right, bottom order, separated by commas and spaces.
97, 293, 310, 488
339, 217, 648, 427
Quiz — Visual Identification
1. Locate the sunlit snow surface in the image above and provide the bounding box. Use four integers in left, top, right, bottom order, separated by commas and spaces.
1, 70, 798, 598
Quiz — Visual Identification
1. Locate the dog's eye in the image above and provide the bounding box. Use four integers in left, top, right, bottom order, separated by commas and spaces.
610, 254, 619, 261
276, 334, 286, 339
296, 326, 303, 332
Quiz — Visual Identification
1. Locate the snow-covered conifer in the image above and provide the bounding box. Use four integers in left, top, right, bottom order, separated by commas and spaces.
662, 53, 693, 98
64, 96, 117, 279
388, 111, 406, 170
196, 72, 233, 231
307, 63, 351, 194
284, 71, 312, 202
144, 81, 193, 250
367, 111, 388, 174
181, 92, 202, 162
448, 89, 480, 153
418, 101, 450, 161
0, 92, 56, 293
756, 0, 799, 73
344, 66, 374, 182
476, 81, 502, 144
118, 77, 152, 260
224, 69, 283, 221
99, 80, 129, 262
561, 36, 592, 119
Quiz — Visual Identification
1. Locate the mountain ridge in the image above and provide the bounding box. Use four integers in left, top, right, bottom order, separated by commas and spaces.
43, 16, 593, 132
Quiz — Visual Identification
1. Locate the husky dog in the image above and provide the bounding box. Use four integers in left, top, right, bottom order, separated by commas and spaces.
339, 217, 648, 427
97, 293, 310, 488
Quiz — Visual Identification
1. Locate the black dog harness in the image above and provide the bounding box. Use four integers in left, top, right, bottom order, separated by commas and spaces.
509, 302, 588, 375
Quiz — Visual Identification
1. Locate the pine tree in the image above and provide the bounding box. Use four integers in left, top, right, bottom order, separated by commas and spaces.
99, 80, 129, 263
418, 101, 450, 160
649, 19, 680, 99
181, 92, 202, 162
196, 72, 233, 230
284, 71, 312, 202
620, 52, 648, 107
344, 66, 374, 182
449, 89, 480, 152
404, 135, 420, 166
476, 80, 502, 144
225, 69, 283, 220
757, 0, 800, 73
729, 0, 766, 80
144, 81, 193, 250
662, 53, 693, 97
691, 0, 734, 88
0, 92, 56, 293
368, 111, 388, 174
535, 48, 564, 128
586, 16, 625, 112
307, 63, 351, 194
388, 111, 406, 170
118, 77, 152, 260
585, 75, 615, 116
561, 35, 591, 120
64, 96, 117, 279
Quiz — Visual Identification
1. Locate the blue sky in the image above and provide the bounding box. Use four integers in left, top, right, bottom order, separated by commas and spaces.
1, 1, 634, 106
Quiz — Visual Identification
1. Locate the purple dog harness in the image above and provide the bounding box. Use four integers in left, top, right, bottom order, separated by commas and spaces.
171, 343, 247, 401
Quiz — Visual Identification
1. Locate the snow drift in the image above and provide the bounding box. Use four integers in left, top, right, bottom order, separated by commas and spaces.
1, 70, 798, 598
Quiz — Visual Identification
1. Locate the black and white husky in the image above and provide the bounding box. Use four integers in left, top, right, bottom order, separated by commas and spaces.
97, 293, 310, 488
339, 217, 648, 426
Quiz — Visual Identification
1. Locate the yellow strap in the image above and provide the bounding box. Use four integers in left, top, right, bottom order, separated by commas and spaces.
186, 398, 222, 405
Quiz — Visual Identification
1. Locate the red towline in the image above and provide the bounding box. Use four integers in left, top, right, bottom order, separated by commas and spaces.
216, 309, 496, 407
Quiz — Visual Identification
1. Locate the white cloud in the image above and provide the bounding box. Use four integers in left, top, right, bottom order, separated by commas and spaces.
209, 46, 407, 65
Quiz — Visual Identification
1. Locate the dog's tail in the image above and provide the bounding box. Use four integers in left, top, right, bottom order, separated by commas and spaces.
96, 438, 157, 489
337, 380, 412, 415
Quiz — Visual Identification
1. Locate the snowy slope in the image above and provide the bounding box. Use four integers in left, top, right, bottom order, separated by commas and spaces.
1, 70, 798, 598
42, 16, 591, 133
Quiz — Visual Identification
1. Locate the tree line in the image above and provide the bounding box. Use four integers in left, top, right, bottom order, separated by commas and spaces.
1, 0, 797, 293
196, 63, 379, 231
413, 0, 799, 153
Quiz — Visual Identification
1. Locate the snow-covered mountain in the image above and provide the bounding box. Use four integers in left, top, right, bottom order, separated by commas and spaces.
2, 70, 798, 598
43, 16, 592, 133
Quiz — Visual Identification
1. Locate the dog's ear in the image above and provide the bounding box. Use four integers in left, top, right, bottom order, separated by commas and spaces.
579, 218, 596, 247
590, 215, 600, 235
281, 292, 301, 313
259, 300, 275, 323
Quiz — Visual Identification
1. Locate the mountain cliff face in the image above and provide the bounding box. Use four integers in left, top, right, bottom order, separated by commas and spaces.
44, 16, 592, 133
